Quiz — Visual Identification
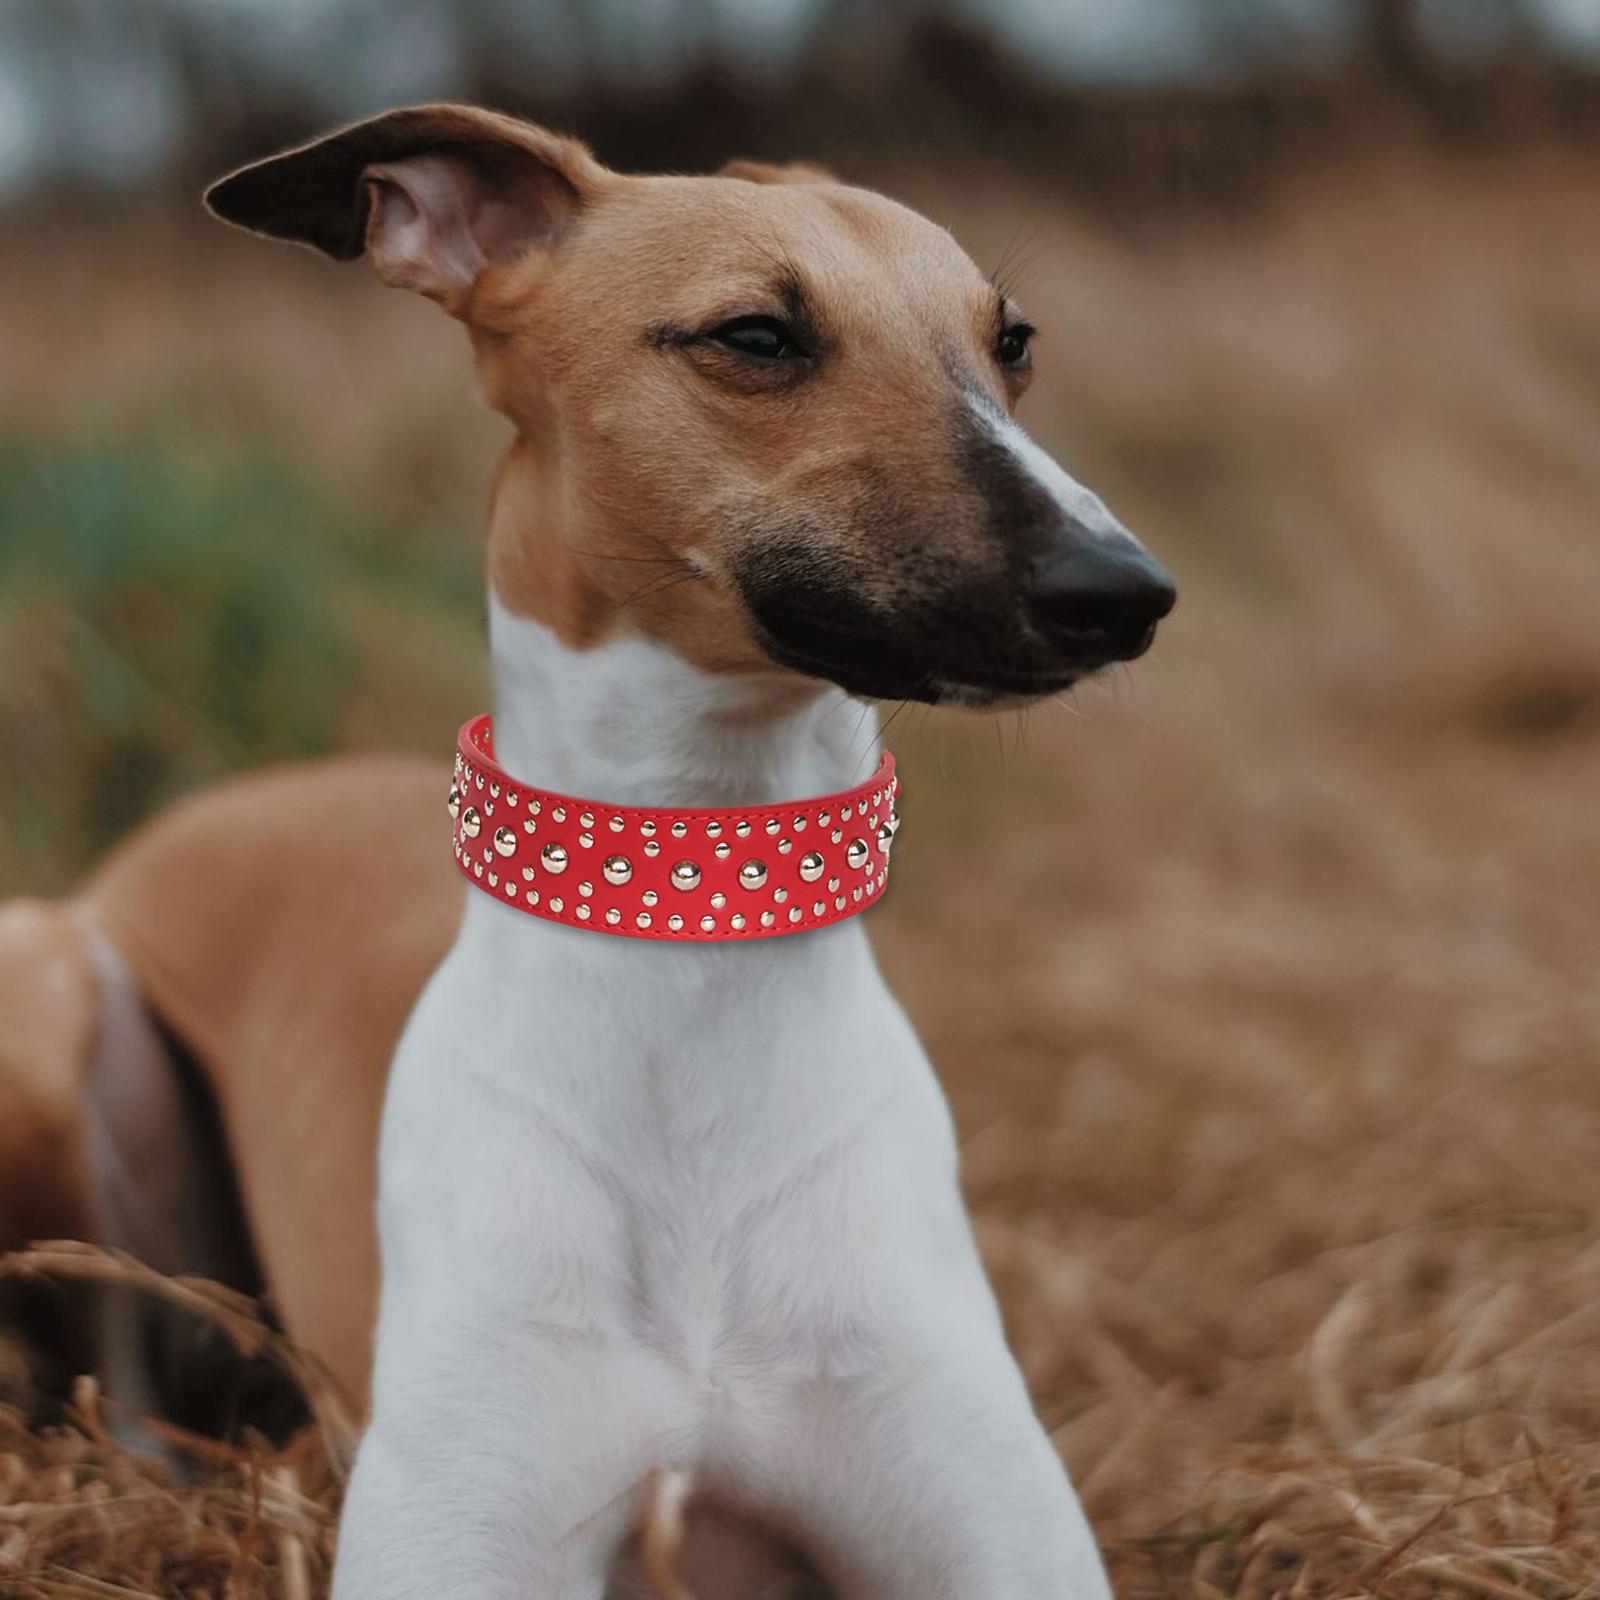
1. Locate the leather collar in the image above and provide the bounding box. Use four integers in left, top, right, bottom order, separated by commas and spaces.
450, 714, 898, 941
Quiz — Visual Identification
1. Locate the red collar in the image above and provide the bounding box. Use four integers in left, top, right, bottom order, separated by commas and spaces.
449, 714, 899, 941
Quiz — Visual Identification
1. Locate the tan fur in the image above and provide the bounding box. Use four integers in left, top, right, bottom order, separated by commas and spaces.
472, 167, 1032, 670
0, 901, 94, 1249
84, 757, 457, 1404
207, 105, 1032, 676
0, 760, 450, 1406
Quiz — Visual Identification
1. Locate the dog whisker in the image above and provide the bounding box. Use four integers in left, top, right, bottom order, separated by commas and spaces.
607, 567, 709, 617
877, 696, 916, 752
568, 545, 695, 568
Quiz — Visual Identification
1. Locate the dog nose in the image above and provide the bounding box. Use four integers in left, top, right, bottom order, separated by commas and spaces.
1029, 538, 1177, 661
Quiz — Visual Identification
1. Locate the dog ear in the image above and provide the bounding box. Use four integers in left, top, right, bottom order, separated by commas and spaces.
205, 104, 605, 312
718, 158, 837, 187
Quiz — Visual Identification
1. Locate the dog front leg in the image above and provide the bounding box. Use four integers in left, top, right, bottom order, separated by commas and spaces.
331, 1311, 688, 1600
333, 1416, 635, 1600
773, 1337, 1112, 1600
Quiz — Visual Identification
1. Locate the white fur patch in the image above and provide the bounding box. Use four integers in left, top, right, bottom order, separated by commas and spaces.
971, 394, 1147, 551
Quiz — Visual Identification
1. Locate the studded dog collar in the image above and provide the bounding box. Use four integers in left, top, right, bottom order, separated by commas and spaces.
449, 715, 899, 941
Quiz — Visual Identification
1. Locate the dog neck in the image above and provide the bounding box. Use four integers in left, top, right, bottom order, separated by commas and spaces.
487, 591, 878, 811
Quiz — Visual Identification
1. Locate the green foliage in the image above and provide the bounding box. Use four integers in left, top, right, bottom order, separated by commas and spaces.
0, 442, 481, 893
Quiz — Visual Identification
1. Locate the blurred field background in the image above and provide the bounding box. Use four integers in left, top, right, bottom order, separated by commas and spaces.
3, 1, 1600, 1595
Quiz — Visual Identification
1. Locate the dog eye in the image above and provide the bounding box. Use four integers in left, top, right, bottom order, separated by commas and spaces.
708, 316, 803, 360
996, 322, 1035, 371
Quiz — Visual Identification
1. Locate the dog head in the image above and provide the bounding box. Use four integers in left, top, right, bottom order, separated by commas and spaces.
208, 105, 1174, 706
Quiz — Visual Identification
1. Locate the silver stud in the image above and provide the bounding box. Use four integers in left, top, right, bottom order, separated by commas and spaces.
488, 871, 498, 887
506, 792, 518, 808
774, 887, 789, 904
541, 842, 569, 874
873, 789, 882, 805
576, 904, 591, 920
827, 877, 840, 892
853, 887, 863, 902
889, 805, 900, 834
578, 881, 594, 898
641, 819, 657, 837
603, 855, 633, 886
644, 840, 661, 857
799, 852, 825, 883
714, 842, 731, 859
794, 816, 807, 832
778, 838, 794, 856
609, 816, 625, 833
841, 804, 853, 821
789, 907, 803, 923
549, 896, 564, 913
579, 811, 595, 829
643, 890, 659, 906
493, 826, 517, 858
736, 820, 752, 837
474, 773, 484, 790
672, 821, 688, 839
636, 912, 652, 929
473, 863, 483, 878
668, 914, 684, 931
878, 825, 893, 852
523, 818, 538, 834
761, 910, 776, 927
551, 805, 567, 823
460, 806, 482, 838
505, 881, 517, 898
818, 809, 830, 826
835, 895, 846, 911
847, 838, 870, 869
522, 865, 536, 882
813, 900, 826, 915
578, 832, 594, 849
527, 889, 540, 906
529, 798, 542, 816
765, 818, 781, 836
700, 915, 716, 932
605, 908, 621, 926
831, 828, 843, 844
489, 781, 501, 798
730, 913, 746, 930
710, 892, 726, 909
670, 860, 701, 892
447, 784, 462, 819
739, 859, 768, 891
706, 820, 722, 838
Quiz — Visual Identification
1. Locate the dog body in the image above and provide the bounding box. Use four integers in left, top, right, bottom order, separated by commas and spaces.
333, 604, 1108, 1597
2, 103, 1178, 1595
83, 755, 458, 1401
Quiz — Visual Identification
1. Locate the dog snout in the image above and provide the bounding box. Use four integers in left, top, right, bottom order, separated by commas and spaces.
1029, 536, 1176, 662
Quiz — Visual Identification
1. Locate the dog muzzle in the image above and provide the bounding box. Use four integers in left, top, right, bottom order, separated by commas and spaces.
450, 714, 899, 941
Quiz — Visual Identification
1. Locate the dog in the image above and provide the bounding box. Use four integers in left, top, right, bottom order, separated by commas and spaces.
0, 105, 1174, 1596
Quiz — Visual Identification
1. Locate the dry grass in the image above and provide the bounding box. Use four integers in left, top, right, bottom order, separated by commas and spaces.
0, 1248, 345, 1600
2, 147, 1599, 1596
